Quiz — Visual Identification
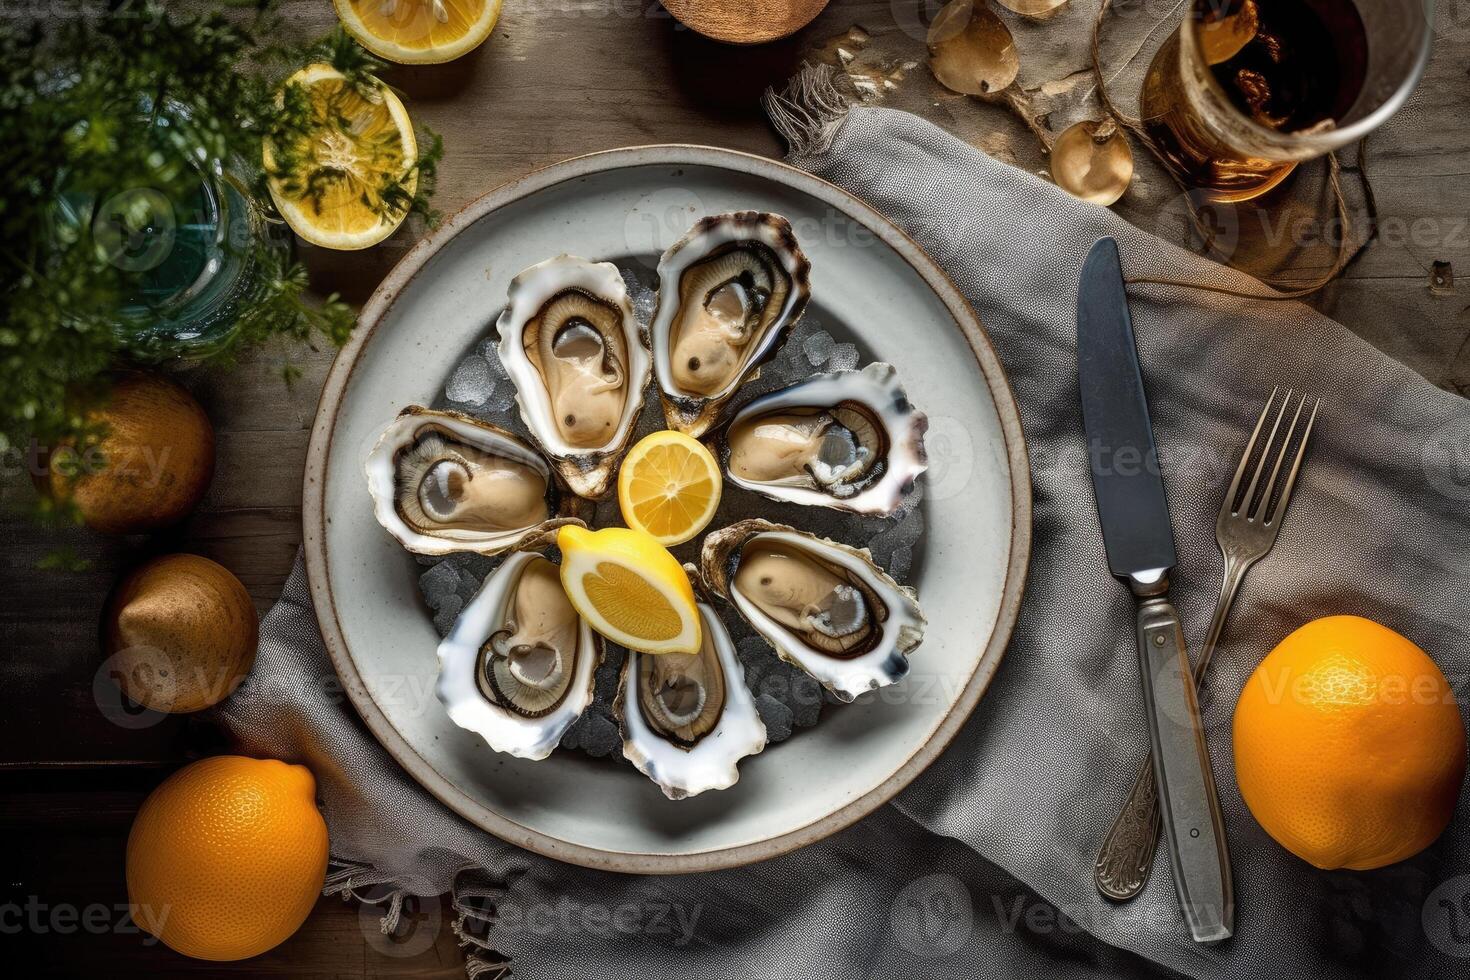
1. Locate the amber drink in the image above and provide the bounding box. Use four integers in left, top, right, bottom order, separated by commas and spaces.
1140, 0, 1432, 202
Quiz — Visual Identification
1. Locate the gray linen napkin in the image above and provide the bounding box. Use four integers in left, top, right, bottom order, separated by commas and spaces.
222, 560, 1175, 980
220, 73, 1470, 979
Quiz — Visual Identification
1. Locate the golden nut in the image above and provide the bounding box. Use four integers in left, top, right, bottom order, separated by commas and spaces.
104, 554, 258, 713
49, 372, 215, 534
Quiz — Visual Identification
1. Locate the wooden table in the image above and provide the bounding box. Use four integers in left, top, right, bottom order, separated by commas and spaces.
4, 1, 1466, 975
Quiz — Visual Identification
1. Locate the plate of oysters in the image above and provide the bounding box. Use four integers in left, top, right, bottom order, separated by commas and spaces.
305, 146, 1030, 872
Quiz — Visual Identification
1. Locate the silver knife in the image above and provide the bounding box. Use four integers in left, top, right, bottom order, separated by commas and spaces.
1076, 237, 1233, 943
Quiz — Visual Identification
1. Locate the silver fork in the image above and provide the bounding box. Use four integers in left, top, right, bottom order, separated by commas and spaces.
1094, 388, 1321, 902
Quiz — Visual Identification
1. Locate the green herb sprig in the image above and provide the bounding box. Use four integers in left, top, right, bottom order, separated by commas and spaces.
0, 2, 440, 456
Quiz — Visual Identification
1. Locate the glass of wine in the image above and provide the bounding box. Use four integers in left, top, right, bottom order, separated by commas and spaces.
1140, 0, 1434, 202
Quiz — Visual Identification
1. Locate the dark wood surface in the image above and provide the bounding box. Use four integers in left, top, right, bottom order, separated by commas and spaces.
3, 0, 1467, 975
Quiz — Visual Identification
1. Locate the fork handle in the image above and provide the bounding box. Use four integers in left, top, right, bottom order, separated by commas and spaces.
1193, 559, 1249, 711
1095, 560, 1248, 902
1131, 595, 1233, 942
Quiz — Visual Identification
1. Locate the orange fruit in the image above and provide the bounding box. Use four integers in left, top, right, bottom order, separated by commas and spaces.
126, 756, 329, 960
1233, 615, 1466, 870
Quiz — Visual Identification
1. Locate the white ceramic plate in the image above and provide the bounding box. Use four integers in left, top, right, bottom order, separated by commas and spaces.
304, 146, 1030, 873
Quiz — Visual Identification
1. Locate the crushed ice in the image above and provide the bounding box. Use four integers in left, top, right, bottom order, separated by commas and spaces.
620, 266, 659, 329
801, 330, 835, 367
444, 354, 495, 407
827, 342, 860, 372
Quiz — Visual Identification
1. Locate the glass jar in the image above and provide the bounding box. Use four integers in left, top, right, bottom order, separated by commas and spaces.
1140, 0, 1434, 203
52, 99, 292, 360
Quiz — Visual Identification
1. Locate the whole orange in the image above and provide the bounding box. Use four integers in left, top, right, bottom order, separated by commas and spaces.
1233, 615, 1466, 870
126, 756, 329, 960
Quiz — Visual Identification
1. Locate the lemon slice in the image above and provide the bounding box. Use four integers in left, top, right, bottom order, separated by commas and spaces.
617, 431, 723, 547
556, 526, 701, 655
333, 0, 502, 65
263, 64, 417, 251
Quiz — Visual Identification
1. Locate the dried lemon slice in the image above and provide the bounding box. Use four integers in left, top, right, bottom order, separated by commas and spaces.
556, 525, 702, 655
617, 431, 723, 547
333, 0, 502, 65
263, 64, 417, 251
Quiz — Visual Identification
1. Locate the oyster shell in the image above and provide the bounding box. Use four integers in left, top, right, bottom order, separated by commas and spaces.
616, 595, 766, 800
497, 255, 651, 499
365, 406, 579, 557
701, 520, 924, 701
649, 212, 812, 437
436, 530, 603, 760
718, 362, 928, 516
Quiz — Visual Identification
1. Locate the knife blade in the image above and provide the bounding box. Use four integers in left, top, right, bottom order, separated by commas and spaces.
1076, 237, 1234, 943
1077, 238, 1176, 582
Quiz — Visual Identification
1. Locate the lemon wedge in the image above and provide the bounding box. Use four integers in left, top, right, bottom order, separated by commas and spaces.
263, 64, 417, 251
617, 431, 723, 547
556, 525, 701, 655
333, 0, 502, 65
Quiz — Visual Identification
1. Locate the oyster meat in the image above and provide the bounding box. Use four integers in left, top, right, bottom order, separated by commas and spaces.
436, 534, 603, 760
649, 212, 812, 437
719, 362, 928, 516
701, 520, 924, 701
366, 406, 577, 556
497, 255, 651, 499
617, 599, 766, 800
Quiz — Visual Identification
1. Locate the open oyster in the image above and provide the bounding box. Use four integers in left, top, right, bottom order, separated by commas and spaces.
616, 592, 766, 800
366, 406, 579, 557
436, 530, 603, 760
497, 255, 651, 499
719, 362, 929, 516
649, 212, 812, 437
701, 520, 924, 702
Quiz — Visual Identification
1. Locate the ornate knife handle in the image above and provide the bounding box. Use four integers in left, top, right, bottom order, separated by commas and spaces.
1095, 754, 1162, 900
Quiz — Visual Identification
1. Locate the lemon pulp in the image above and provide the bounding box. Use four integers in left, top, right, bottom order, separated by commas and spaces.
617, 431, 722, 546
583, 562, 684, 641
263, 65, 417, 250
556, 525, 701, 655
333, 0, 502, 65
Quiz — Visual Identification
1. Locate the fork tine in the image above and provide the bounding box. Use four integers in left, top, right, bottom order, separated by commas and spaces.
1241, 388, 1293, 520
1253, 392, 1305, 523
1264, 397, 1320, 527
1223, 387, 1278, 516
